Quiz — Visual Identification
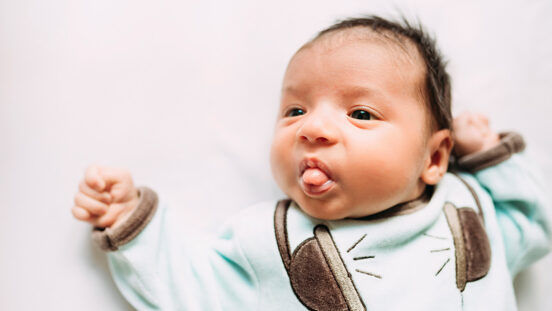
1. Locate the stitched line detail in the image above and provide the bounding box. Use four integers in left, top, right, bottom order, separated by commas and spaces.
355, 269, 382, 279
353, 256, 375, 261
424, 233, 448, 240
315, 225, 366, 311
430, 248, 451, 253
347, 234, 367, 253
435, 258, 451, 276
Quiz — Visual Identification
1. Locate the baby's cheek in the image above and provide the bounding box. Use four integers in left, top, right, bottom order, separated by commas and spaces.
269, 136, 295, 191
347, 146, 416, 201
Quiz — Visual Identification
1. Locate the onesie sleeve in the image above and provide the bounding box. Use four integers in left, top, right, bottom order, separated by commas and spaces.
457, 132, 552, 276
92, 186, 159, 251
93, 188, 259, 310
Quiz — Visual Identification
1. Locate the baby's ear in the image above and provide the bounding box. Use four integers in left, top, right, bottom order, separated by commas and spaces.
421, 129, 454, 185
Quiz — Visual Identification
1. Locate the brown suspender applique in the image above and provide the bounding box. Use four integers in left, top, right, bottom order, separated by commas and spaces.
444, 174, 491, 292
274, 200, 366, 311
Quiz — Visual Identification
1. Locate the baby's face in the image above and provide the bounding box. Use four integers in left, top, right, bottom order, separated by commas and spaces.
270, 37, 433, 220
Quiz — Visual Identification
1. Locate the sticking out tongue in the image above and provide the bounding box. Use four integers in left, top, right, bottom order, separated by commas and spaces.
302, 168, 330, 186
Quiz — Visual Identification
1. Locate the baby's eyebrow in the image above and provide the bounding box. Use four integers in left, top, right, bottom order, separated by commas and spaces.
282, 85, 304, 97
338, 85, 382, 99
282, 84, 381, 98
281, 84, 387, 106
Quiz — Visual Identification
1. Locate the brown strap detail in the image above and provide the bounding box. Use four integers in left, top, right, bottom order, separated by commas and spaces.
456, 132, 525, 173
444, 202, 467, 292
274, 199, 292, 271
315, 225, 366, 311
92, 186, 159, 251
451, 173, 484, 222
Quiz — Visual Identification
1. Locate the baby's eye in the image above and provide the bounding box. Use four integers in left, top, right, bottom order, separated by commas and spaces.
285, 108, 306, 117
349, 109, 373, 120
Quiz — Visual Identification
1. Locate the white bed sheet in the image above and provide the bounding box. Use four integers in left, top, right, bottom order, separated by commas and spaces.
1, 0, 550, 309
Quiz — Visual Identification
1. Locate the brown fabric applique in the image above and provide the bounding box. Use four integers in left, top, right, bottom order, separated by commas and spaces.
274, 200, 366, 311
458, 208, 491, 282
289, 237, 349, 311
92, 186, 159, 251
444, 202, 491, 292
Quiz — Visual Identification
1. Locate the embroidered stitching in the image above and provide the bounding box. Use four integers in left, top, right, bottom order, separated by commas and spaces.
347, 234, 367, 253
423, 233, 448, 240
430, 248, 451, 253
435, 258, 451, 276
355, 269, 382, 279
353, 256, 375, 261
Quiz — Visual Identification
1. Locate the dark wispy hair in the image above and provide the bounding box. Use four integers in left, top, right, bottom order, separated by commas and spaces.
313, 15, 452, 131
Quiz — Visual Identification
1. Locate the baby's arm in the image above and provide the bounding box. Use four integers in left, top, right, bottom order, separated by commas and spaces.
453, 112, 552, 276
72, 165, 259, 310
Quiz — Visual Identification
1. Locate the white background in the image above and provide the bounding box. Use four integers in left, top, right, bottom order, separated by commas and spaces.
1, 0, 551, 310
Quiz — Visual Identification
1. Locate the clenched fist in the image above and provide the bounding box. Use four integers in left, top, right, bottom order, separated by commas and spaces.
72, 165, 140, 228
452, 112, 500, 158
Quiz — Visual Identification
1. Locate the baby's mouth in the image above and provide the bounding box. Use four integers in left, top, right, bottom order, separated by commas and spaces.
299, 159, 334, 196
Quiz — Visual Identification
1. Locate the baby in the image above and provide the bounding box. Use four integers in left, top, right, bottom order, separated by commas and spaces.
72, 16, 551, 310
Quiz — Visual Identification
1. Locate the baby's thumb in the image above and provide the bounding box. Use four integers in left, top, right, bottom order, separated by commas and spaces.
85, 165, 107, 192
99, 167, 135, 202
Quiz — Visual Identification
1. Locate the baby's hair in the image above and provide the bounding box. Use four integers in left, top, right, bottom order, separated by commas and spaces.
312, 15, 452, 131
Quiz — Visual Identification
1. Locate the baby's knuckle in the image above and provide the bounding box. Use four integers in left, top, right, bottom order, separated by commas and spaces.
71, 206, 86, 220
92, 203, 107, 214
85, 164, 99, 176
73, 193, 83, 205
97, 216, 113, 228
118, 168, 132, 180
78, 180, 88, 192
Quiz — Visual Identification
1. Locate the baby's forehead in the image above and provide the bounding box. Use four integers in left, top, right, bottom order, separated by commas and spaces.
304, 27, 426, 75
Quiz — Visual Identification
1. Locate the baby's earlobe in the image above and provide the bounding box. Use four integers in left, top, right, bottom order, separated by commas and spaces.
421, 165, 442, 185
422, 130, 453, 185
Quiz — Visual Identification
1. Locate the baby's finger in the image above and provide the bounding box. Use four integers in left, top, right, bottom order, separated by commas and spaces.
79, 180, 112, 204
74, 192, 108, 216
85, 165, 106, 192
477, 114, 489, 126
71, 206, 92, 221
95, 203, 126, 228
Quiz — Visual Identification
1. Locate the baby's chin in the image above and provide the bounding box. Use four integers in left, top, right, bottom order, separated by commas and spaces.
292, 196, 380, 220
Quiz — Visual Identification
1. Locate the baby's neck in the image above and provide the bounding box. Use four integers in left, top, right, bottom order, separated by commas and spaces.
351, 185, 434, 221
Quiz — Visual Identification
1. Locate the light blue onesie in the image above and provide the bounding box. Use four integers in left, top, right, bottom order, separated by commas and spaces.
92, 133, 551, 310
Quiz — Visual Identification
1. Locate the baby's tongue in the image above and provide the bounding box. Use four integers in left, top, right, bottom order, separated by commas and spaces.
302, 168, 330, 186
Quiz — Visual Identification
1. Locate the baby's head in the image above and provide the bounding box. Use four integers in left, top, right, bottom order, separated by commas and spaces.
270, 16, 454, 220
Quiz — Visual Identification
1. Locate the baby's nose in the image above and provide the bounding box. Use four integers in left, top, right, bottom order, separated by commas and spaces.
297, 114, 338, 145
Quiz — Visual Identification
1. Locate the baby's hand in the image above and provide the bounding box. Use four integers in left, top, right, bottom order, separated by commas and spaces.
72, 165, 140, 228
452, 112, 500, 158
